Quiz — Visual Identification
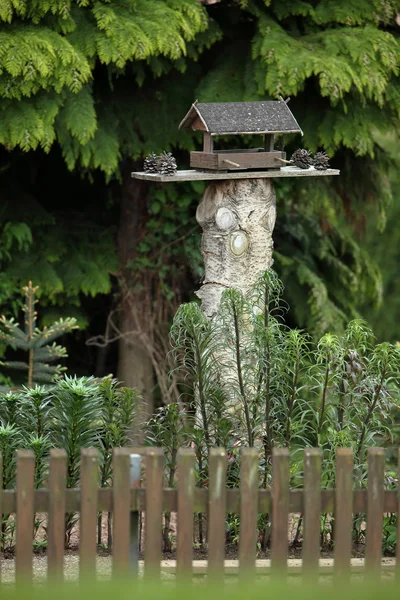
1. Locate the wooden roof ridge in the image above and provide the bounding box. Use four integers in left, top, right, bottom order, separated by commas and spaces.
178, 99, 303, 136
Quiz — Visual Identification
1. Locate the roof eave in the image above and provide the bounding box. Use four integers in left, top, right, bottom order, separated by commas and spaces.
210, 129, 303, 136
178, 100, 210, 132
280, 100, 304, 136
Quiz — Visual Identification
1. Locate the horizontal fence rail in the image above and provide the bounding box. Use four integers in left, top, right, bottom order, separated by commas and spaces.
1, 487, 399, 514
0, 446, 398, 583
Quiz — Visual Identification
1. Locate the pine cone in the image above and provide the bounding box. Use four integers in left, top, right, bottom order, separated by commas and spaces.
290, 148, 313, 169
143, 153, 159, 173
157, 151, 177, 176
313, 151, 330, 170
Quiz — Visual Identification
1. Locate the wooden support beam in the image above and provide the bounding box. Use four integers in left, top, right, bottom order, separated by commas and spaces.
203, 132, 213, 153
264, 134, 274, 151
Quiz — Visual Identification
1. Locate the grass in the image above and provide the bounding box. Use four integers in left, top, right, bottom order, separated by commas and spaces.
2, 578, 400, 599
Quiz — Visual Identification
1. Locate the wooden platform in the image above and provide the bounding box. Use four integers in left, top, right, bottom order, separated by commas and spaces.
131, 166, 340, 183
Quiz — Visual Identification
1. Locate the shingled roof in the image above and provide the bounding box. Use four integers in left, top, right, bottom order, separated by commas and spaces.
179, 100, 303, 136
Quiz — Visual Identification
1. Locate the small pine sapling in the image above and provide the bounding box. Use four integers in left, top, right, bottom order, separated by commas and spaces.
0, 282, 78, 388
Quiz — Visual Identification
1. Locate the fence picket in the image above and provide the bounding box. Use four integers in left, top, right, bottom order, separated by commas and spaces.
177, 449, 195, 582
271, 447, 289, 578
15, 450, 35, 584
0, 452, 2, 582
144, 448, 163, 579
239, 448, 258, 579
208, 448, 227, 583
48, 449, 67, 580
365, 447, 384, 578
303, 448, 321, 579
397, 448, 400, 582
79, 448, 99, 580
334, 448, 353, 580
112, 448, 131, 577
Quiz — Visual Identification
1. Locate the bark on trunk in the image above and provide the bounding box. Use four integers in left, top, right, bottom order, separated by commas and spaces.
117, 160, 155, 441
117, 302, 154, 438
195, 178, 276, 316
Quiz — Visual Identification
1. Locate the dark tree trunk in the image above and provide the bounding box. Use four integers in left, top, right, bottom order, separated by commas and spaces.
117, 159, 155, 441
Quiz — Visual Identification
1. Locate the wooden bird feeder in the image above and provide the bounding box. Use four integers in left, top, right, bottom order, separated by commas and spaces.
131, 99, 340, 318
178, 99, 302, 172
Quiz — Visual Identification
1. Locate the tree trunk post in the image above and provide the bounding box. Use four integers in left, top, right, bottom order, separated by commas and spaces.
195, 178, 277, 316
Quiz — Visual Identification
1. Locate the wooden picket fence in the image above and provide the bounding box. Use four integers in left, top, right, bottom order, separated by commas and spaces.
1, 446, 400, 583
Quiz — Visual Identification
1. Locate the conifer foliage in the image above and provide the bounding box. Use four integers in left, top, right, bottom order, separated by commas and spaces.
0, 282, 78, 387
0, 0, 211, 174
1, 1, 399, 183
1, 0, 400, 369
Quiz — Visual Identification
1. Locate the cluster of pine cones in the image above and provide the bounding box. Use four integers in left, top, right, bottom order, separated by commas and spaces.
290, 149, 330, 170
143, 152, 177, 176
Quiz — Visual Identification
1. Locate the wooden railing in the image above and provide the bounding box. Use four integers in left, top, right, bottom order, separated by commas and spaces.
2, 446, 399, 582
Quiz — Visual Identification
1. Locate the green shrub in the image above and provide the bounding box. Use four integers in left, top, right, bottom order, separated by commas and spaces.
167, 270, 400, 548
0, 375, 140, 550
0, 270, 398, 555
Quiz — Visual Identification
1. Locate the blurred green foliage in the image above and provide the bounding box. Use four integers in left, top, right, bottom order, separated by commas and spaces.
361, 132, 400, 343
1, 577, 399, 596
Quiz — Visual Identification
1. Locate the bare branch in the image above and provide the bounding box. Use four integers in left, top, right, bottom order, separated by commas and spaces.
86, 278, 184, 405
